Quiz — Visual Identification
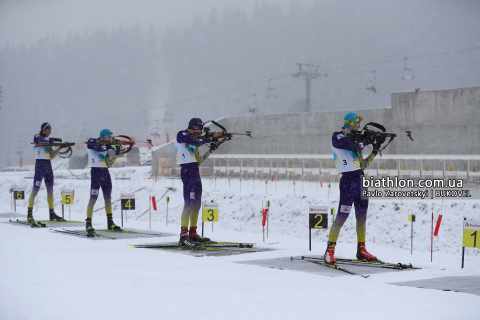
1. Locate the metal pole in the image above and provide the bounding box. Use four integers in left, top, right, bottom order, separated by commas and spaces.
166, 202, 168, 226
309, 229, 311, 251
121, 209, 124, 227
462, 217, 466, 268
411, 218, 413, 255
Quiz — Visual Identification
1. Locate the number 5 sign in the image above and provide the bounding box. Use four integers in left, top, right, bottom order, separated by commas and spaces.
461, 218, 480, 268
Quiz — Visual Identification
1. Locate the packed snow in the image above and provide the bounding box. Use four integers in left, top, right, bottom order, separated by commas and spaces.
1, 165, 479, 320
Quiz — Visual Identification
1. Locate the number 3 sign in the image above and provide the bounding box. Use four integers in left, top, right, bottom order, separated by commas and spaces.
202, 202, 219, 222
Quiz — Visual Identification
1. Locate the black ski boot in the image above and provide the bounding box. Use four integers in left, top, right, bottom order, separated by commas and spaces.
27, 207, 35, 223
179, 228, 199, 247
189, 227, 211, 243
107, 214, 122, 231
86, 218, 96, 237
49, 209, 64, 221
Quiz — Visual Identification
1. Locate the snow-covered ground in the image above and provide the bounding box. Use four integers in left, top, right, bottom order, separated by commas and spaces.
1, 166, 479, 320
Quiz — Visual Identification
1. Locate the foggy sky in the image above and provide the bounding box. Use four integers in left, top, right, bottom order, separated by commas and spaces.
0, 0, 479, 166
0, 0, 306, 46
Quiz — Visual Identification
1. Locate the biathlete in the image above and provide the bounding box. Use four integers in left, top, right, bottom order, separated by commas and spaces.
175, 118, 218, 247
85, 129, 122, 237
325, 113, 381, 264
27, 122, 64, 222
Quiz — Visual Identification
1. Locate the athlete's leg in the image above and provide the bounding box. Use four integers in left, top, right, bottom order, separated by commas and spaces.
86, 168, 102, 219
188, 173, 202, 228
180, 167, 197, 231
353, 183, 368, 243
327, 175, 358, 244
28, 162, 45, 208
44, 163, 55, 210
100, 170, 113, 214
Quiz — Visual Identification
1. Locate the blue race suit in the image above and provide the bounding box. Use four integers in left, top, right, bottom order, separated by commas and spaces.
28, 134, 59, 209
328, 129, 376, 244
175, 130, 211, 230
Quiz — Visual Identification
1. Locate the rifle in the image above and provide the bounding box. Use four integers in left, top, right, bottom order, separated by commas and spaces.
85, 135, 136, 155
347, 122, 413, 156
190, 120, 252, 149
32, 141, 76, 158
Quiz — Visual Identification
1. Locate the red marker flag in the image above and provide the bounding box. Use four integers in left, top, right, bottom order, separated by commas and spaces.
152, 197, 157, 211
434, 215, 443, 236
262, 208, 268, 227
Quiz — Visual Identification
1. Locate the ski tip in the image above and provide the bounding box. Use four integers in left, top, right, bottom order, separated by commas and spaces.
131, 245, 136, 249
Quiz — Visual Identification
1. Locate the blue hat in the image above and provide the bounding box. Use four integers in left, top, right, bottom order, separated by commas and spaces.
188, 118, 203, 130
99, 129, 112, 138
343, 113, 363, 128
40, 122, 51, 131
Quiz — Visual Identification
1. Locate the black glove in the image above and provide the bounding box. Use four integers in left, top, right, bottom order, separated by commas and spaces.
372, 141, 382, 155
209, 143, 218, 151
362, 134, 376, 146
205, 132, 214, 143
52, 138, 62, 143
115, 145, 121, 155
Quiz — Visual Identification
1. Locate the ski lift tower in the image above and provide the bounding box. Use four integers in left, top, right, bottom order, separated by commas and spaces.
266, 79, 278, 98
292, 63, 327, 112
248, 94, 260, 115
402, 57, 415, 80
163, 104, 174, 122
366, 70, 377, 93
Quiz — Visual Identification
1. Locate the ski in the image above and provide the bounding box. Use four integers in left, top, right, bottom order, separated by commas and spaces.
301, 256, 419, 270
10, 219, 47, 228
132, 243, 253, 249
201, 241, 274, 246
97, 229, 162, 236
53, 229, 116, 240
131, 244, 256, 252
290, 256, 370, 278
39, 220, 82, 223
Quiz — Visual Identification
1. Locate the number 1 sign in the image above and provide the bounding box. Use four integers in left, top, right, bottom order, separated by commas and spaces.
462, 218, 480, 268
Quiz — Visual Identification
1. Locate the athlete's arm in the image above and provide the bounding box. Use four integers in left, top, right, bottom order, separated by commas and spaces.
176, 131, 207, 147
33, 134, 53, 144
106, 154, 118, 168
87, 139, 113, 152
195, 149, 213, 166
332, 132, 364, 152
359, 152, 376, 170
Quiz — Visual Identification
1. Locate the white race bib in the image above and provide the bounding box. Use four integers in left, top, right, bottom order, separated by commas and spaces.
175, 134, 198, 165
332, 144, 361, 174
34, 145, 51, 160
87, 148, 108, 168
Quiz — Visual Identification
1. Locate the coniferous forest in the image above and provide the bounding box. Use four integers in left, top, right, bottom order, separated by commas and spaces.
1, 1, 479, 165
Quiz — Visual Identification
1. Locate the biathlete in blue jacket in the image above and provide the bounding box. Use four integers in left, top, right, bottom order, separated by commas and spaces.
27, 122, 64, 222
85, 129, 122, 237
175, 118, 218, 247
324, 113, 381, 264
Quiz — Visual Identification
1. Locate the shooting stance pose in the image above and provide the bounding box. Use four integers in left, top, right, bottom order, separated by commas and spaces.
85, 129, 122, 236
175, 118, 219, 247
325, 113, 381, 264
27, 122, 65, 222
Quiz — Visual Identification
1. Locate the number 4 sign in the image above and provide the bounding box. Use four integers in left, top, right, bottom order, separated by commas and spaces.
461, 218, 480, 268
120, 193, 135, 227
